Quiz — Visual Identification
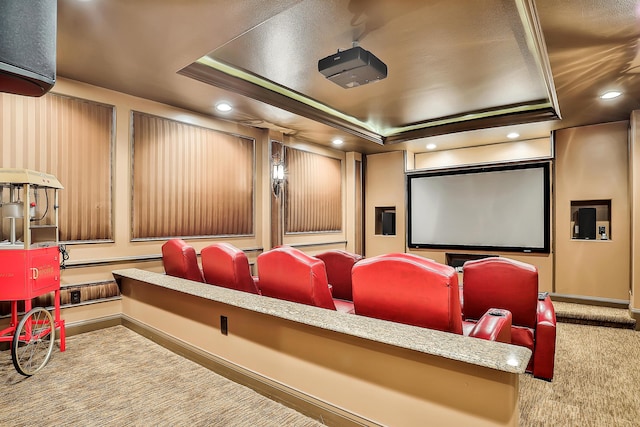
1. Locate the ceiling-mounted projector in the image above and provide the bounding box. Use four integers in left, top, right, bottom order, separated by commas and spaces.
318, 46, 387, 88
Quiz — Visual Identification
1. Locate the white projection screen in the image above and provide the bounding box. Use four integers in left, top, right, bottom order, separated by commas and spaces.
408, 163, 550, 253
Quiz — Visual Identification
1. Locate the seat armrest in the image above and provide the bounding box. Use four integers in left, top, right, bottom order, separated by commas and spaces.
533, 296, 556, 380
252, 276, 261, 295
468, 309, 512, 343
537, 296, 556, 325
333, 298, 355, 314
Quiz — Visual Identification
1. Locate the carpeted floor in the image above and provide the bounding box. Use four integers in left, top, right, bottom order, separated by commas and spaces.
2, 315, 640, 426
0, 326, 324, 427
519, 322, 640, 426
553, 301, 637, 329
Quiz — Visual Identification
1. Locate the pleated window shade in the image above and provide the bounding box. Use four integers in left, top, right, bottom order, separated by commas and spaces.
131, 112, 254, 239
0, 92, 114, 242
285, 148, 342, 233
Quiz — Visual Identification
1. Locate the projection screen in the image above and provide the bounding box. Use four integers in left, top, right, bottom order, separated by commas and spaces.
408, 162, 550, 253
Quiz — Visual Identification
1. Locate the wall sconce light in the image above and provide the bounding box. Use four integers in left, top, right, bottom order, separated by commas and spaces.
272, 161, 285, 197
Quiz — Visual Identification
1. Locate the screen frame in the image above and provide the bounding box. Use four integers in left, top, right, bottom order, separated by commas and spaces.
407, 162, 551, 253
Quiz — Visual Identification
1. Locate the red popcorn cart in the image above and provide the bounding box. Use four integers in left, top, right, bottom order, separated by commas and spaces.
0, 169, 66, 376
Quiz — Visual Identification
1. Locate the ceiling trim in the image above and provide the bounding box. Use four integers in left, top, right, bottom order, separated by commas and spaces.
179, 59, 384, 145
383, 100, 555, 136
384, 104, 558, 144
180, 58, 560, 147
516, 0, 562, 118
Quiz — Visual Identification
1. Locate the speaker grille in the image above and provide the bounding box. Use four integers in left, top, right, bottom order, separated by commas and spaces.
577, 208, 597, 240
0, 0, 56, 96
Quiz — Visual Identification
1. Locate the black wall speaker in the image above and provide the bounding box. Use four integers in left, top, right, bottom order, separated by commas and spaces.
0, 1, 57, 97
382, 211, 396, 236
577, 207, 597, 240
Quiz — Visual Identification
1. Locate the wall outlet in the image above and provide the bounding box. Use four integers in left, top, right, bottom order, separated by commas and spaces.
70, 290, 81, 304
220, 315, 228, 335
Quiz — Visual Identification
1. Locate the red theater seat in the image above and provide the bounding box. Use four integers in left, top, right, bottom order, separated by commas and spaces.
315, 250, 363, 301
462, 257, 556, 381
161, 239, 204, 283
201, 243, 261, 295
257, 246, 355, 314
351, 253, 511, 342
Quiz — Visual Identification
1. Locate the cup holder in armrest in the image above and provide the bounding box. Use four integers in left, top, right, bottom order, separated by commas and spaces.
487, 308, 510, 317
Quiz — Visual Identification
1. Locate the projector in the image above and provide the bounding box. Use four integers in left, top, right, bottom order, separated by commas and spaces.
318, 46, 387, 88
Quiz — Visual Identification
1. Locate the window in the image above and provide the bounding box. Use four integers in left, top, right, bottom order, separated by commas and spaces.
0, 92, 114, 242
285, 148, 342, 233
131, 112, 254, 239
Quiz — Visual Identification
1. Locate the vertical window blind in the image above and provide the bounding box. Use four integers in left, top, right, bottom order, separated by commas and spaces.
131, 112, 254, 239
285, 148, 342, 233
0, 92, 114, 241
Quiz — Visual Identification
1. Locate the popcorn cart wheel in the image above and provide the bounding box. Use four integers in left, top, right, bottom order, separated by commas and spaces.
10, 306, 56, 376
0, 169, 66, 376
0, 278, 66, 376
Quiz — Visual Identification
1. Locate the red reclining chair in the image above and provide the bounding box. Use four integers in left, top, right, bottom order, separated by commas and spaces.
314, 250, 363, 301
201, 243, 261, 295
351, 253, 512, 342
462, 257, 556, 381
257, 246, 355, 314
161, 239, 204, 282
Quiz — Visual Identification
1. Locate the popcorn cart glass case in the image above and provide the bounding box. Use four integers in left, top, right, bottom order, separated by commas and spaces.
0, 168, 66, 376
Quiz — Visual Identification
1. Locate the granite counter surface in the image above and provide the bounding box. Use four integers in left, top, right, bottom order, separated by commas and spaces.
113, 268, 531, 374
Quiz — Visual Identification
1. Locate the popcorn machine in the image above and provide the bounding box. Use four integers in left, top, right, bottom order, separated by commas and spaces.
0, 168, 66, 376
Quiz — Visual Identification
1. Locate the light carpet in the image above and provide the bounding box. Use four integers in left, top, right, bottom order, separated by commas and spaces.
2, 321, 640, 426
553, 301, 636, 328
519, 322, 640, 426
0, 326, 324, 427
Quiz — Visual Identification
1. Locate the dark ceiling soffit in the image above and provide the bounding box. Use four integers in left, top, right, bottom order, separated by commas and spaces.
178, 62, 384, 145
179, 62, 560, 147
383, 104, 559, 144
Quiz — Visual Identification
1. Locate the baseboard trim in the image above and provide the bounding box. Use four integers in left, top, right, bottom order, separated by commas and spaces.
64, 314, 123, 337
630, 307, 640, 331
550, 293, 629, 309
0, 314, 122, 352
121, 314, 379, 427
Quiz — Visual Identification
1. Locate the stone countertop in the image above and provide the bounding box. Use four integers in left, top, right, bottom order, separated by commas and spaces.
113, 268, 531, 374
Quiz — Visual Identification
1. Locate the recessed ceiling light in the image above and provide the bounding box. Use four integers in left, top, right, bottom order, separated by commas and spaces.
507, 132, 520, 139
332, 138, 344, 145
215, 102, 232, 112
426, 143, 437, 150
600, 91, 622, 99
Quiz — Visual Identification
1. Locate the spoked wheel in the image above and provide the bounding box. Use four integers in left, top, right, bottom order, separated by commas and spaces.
11, 307, 55, 376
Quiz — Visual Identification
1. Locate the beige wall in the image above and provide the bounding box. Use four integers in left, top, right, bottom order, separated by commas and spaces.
554, 121, 630, 300
414, 138, 552, 169
120, 277, 520, 427
345, 151, 363, 254
364, 151, 407, 256
629, 112, 640, 313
